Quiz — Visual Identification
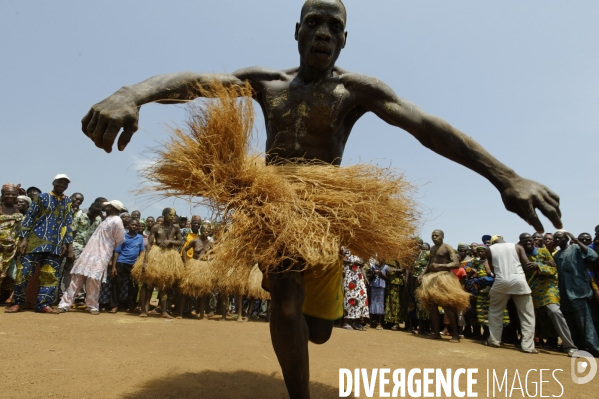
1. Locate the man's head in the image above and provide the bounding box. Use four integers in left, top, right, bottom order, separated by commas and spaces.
552, 231, 569, 249
70, 193, 84, 211
162, 207, 176, 223
519, 233, 534, 252
544, 233, 554, 249
52, 174, 70, 196
94, 197, 108, 204
179, 216, 188, 229
200, 221, 212, 238
131, 210, 141, 221
490, 235, 504, 245
578, 232, 592, 246
296, 0, 347, 72
457, 243, 469, 258
146, 216, 155, 230
103, 203, 123, 217
26, 186, 41, 200
482, 235, 492, 246
531, 232, 544, 248
190, 215, 202, 234
128, 219, 140, 234
431, 229, 444, 245
156, 216, 164, 224
87, 201, 103, 219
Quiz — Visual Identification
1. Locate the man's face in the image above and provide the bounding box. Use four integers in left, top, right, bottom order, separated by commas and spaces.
156, 217, 164, 224
128, 220, 139, 233
131, 211, 141, 220
552, 233, 567, 248
431, 231, 443, 246
88, 206, 102, 219
190, 218, 201, 234
121, 214, 131, 226
200, 224, 211, 238
27, 189, 40, 200
483, 239, 491, 246
71, 194, 84, 209
146, 217, 155, 229
519, 235, 534, 252
578, 233, 592, 246
531, 232, 544, 247
295, 0, 347, 72
53, 179, 69, 195
476, 247, 487, 258
544, 234, 554, 247
179, 218, 187, 229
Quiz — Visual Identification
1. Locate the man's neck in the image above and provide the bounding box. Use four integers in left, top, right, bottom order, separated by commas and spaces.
128, 230, 137, 237
296, 63, 334, 85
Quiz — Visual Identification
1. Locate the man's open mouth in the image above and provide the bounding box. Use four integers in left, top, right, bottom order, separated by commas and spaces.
311, 47, 331, 55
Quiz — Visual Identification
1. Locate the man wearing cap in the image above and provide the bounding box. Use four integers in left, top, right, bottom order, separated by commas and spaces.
58, 200, 125, 314
6, 175, 74, 314
26, 186, 41, 201
485, 235, 537, 353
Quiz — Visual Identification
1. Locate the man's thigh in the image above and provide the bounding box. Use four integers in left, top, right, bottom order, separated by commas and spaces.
304, 314, 333, 345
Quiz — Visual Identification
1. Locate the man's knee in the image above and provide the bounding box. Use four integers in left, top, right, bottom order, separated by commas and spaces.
305, 315, 333, 345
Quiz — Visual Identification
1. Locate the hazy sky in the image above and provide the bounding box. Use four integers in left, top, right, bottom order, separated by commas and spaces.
1, 1, 597, 247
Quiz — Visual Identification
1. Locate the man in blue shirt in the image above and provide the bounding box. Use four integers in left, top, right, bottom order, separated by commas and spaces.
108, 219, 144, 313
6, 175, 74, 314
553, 230, 599, 356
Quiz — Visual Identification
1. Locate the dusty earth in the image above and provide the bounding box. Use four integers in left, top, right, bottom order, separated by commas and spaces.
0, 309, 595, 399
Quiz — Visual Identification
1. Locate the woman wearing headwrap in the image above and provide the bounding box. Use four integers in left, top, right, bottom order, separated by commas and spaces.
0, 184, 25, 303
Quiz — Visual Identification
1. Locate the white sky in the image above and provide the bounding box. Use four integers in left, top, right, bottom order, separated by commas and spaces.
1, 1, 598, 247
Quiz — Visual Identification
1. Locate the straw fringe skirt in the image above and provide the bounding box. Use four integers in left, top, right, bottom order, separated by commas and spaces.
179, 259, 215, 297
215, 261, 251, 296
415, 272, 471, 312
131, 247, 183, 290
246, 264, 270, 301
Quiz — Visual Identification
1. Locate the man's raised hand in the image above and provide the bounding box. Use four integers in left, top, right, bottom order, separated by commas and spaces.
500, 177, 562, 233
81, 92, 140, 153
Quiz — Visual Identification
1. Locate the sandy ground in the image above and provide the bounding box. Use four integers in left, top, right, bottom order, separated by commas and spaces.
0, 310, 595, 399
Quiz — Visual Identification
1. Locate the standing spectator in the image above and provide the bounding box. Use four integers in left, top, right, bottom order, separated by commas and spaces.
131, 210, 141, 221
532, 232, 544, 249
26, 186, 41, 201
384, 262, 404, 331
485, 235, 536, 353
552, 231, 599, 356
120, 212, 131, 230
58, 200, 125, 315
410, 241, 430, 335
340, 251, 369, 331
544, 233, 557, 255
369, 258, 388, 330
6, 175, 74, 314
108, 218, 144, 313
144, 217, 155, 236
181, 216, 201, 259
0, 184, 24, 302
70, 193, 84, 217
59, 201, 103, 299
520, 233, 578, 356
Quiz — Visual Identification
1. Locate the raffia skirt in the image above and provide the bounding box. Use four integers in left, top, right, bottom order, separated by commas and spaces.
179, 259, 215, 297
131, 247, 183, 290
415, 272, 471, 312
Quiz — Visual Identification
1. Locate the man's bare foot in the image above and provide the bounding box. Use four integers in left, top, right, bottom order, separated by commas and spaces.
139, 313, 148, 318
237, 317, 246, 323
161, 313, 174, 319
147, 309, 160, 315
109, 307, 118, 314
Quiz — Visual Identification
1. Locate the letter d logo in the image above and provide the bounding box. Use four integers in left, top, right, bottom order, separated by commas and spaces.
571, 350, 597, 384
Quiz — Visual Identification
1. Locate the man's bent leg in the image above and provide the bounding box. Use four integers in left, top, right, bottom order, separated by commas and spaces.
269, 264, 310, 399
512, 294, 536, 352
85, 277, 102, 311
304, 314, 333, 344
58, 274, 86, 309
545, 303, 577, 351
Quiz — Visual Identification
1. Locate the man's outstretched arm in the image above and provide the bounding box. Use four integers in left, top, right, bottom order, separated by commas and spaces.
356, 77, 562, 232
81, 72, 245, 153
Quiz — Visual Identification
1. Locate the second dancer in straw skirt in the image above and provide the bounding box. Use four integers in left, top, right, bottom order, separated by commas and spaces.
132, 207, 183, 318
416, 229, 471, 343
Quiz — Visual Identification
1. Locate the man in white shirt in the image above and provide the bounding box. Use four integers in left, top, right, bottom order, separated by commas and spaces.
485, 235, 537, 353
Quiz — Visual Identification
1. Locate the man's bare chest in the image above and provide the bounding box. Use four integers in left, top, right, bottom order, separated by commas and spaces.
261, 82, 353, 132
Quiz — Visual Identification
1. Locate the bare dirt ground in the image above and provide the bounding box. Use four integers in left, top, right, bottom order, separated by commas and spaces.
0, 309, 594, 398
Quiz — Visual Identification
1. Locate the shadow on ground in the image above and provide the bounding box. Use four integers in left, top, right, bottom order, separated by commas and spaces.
120, 369, 339, 399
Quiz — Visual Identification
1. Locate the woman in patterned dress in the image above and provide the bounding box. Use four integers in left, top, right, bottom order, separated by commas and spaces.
384, 262, 405, 330
341, 251, 369, 331
0, 184, 24, 304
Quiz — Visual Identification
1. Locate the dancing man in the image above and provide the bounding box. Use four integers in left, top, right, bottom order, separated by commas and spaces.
81, 1, 562, 396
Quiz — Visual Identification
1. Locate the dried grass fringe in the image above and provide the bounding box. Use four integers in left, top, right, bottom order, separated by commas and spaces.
140, 81, 421, 272
247, 264, 270, 301
131, 247, 183, 290
179, 259, 215, 297
415, 272, 471, 312
215, 260, 251, 295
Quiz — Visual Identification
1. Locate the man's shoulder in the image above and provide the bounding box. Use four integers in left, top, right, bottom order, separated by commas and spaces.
233, 66, 294, 84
